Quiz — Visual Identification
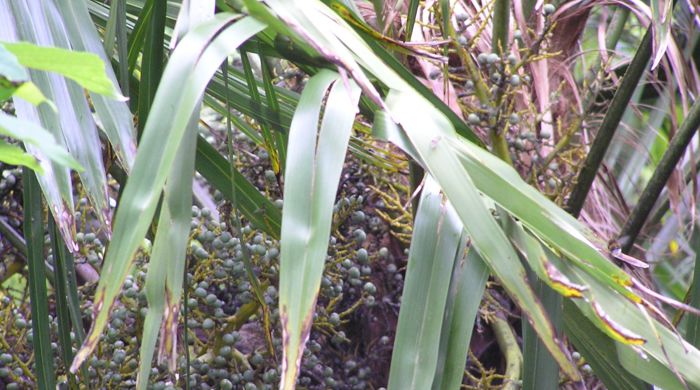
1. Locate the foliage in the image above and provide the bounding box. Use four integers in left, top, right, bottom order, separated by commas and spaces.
1, 0, 700, 389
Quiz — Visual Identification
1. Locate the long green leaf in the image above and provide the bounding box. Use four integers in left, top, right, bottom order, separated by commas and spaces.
563, 301, 647, 390
137, 116, 198, 389
23, 168, 56, 390
270, 1, 574, 379
136, 0, 165, 136
39, 0, 112, 228
388, 176, 463, 390
555, 253, 700, 387
49, 215, 86, 387
138, 6, 211, 386
686, 223, 700, 348
385, 90, 579, 380
70, 15, 267, 372
431, 247, 489, 390
522, 276, 562, 390
54, 0, 138, 171
279, 70, 361, 389
1, 1, 77, 251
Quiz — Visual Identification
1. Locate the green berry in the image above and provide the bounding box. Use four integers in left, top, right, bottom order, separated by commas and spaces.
514, 139, 525, 151
543, 3, 556, 15
194, 287, 207, 298
222, 333, 236, 345
509, 75, 521, 86
356, 248, 369, 264
202, 318, 215, 329
486, 53, 499, 64
507, 54, 517, 65
14, 318, 26, 328
0, 353, 12, 364
219, 346, 232, 357
351, 211, 366, 223
329, 312, 341, 326
221, 379, 233, 390
348, 267, 361, 279
467, 113, 480, 124
114, 349, 126, 363
250, 353, 264, 366
194, 247, 209, 259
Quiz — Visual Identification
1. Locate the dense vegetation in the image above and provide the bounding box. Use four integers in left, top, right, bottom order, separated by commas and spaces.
1, 0, 700, 389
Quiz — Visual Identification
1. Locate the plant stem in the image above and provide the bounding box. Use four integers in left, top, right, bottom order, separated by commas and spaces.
492, 314, 523, 390
619, 98, 700, 252
565, 26, 653, 217
492, 0, 510, 56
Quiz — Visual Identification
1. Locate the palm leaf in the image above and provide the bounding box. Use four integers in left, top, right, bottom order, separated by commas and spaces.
70, 15, 267, 372
278, 70, 361, 389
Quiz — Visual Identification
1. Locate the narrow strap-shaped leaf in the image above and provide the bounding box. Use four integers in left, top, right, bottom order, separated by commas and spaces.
240, 48, 282, 173
38, 1, 112, 228
137, 115, 198, 389
522, 273, 562, 390
388, 176, 463, 390
137, 0, 166, 137
563, 301, 646, 390
70, 15, 267, 373
54, 0, 138, 171
127, 0, 154, 78
404, 0, 420, 41
554, 253, 700, 387
259, 45, 287, 173
386, 90, 580, 380
23, 168, 56, 390
0, 0, 76, 251
431, 247, 489, 390
686, 224, 700, 348
279, 70, 361, 389
49, 215, 87, 387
